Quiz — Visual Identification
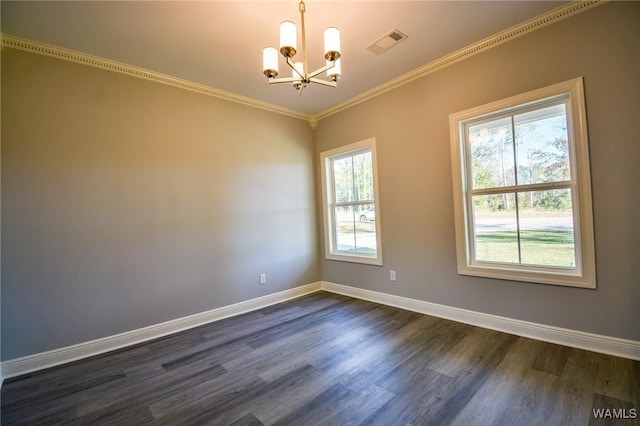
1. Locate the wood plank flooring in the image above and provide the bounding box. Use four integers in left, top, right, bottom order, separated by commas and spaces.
2, 291, 638, 425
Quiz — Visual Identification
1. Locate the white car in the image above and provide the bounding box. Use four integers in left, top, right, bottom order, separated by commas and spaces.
359, 207, 376, 222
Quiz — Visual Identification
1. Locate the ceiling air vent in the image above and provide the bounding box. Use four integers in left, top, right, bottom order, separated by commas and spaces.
366, 29, 408, 55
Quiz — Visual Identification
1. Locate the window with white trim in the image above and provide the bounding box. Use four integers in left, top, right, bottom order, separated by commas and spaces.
449, 78, 596, 288
321, 138, 383, 265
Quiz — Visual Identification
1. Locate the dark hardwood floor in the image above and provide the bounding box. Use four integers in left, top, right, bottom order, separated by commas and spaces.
2, 291, 638, 425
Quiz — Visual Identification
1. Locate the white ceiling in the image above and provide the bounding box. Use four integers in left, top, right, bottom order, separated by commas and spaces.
1, 1, 568, 115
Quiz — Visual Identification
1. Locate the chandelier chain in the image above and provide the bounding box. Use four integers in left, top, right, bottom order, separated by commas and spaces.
300, 0, 308, 92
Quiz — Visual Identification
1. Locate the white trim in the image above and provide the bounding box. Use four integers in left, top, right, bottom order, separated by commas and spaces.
0, 282, 322, 379
2, 280, 637, 380
320, 138, 383, 266
0, 34, 312, 123
448, 77, 596, 288
2, 1, 602, 127
321, 281, 640, 361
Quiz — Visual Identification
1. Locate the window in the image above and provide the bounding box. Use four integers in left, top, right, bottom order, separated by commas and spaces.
449, 78, 595, 288
321, 138, 383, 265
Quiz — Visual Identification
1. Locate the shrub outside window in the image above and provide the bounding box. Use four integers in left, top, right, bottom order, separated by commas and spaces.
449, 78, 596, 288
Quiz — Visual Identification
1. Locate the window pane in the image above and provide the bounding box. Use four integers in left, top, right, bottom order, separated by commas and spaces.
473, 193, 518, 263
335, 205, 356, 252
335, 205, 377, 255
352, 151, 373, 202
468, 117, 515, 189
332, 157, 354, 203
333, 151, 374, 203
355, 203, 377, 254
518, 189, 575, 267
515, 103, 570, 185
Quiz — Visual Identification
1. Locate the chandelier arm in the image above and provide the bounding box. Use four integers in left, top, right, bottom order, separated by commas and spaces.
268, 77, 298, 85
309, 78, 337, 88
307, 62, 335, 79
285, 56, 305, 80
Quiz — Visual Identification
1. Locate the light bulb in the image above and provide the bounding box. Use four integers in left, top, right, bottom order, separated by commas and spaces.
327, 58, 341, 81
280, 21, 297, 57
324, 27, 341, 61
262, 47, 278, 78
292, 62, 304, 81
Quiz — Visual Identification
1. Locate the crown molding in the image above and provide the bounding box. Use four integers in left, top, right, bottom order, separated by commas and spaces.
1, 34, 312, 123
312, 0, 604, 122
2, 0, 603, 128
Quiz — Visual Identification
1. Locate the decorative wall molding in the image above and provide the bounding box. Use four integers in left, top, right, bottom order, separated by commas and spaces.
322, 281, 640, 361
313, 0, 603, 121
0, 282, 322, 379
2, 1, 602, 129
0, 34, 312, 123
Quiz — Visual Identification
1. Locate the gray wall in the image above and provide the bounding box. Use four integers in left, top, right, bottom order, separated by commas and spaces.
1, 49, 320, 360
2, 1, 638, 362
315, 2, 640, 341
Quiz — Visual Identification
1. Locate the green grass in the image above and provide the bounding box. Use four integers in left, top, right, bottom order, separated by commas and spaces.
475, 230, 575, 267
339, 246, 377, 255
335, 220, 377, 254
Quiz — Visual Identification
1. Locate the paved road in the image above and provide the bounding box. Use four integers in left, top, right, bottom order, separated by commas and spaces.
475, 216, 573, 232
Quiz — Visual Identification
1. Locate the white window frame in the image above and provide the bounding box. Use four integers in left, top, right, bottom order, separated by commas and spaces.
320, 138, 383, 265
449, 78, 596, 288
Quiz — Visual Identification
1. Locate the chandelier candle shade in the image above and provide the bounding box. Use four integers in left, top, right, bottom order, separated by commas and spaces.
262, 0, 341, 95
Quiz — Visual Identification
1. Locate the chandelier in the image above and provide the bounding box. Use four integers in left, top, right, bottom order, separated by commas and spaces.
262, 0, 341, 95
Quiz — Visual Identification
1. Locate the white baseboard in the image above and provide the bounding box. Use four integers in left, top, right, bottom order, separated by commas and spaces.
322, 281, 640, 361
0, 282, 322, 379
3, 279, 637, 380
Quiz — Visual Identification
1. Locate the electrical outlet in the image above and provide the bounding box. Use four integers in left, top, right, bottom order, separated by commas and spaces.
390, 270, 396, 281
259, 273, 267, 284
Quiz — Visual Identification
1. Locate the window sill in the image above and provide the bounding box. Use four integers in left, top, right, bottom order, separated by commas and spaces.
326, 252, 383, 266
458, 262, 595, 288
